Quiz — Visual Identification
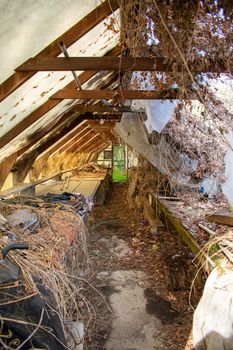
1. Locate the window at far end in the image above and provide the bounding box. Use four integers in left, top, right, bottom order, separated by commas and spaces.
103, 150, 112, 160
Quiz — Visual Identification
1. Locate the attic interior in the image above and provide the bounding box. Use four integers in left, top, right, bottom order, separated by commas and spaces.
0, 0, 232, 349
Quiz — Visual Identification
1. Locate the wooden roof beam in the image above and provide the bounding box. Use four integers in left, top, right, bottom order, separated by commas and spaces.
0, 154, 18, 190
51, 89, 181, 100
0, 0, 119, 102
84, 138, 108, 154
66, 103, 134, 114
16, 56, 229, 73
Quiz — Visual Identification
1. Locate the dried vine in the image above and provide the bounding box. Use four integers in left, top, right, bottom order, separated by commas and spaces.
118, 0, 233, 182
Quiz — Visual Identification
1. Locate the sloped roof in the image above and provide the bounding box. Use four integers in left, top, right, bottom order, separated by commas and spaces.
0, 0, 120, 170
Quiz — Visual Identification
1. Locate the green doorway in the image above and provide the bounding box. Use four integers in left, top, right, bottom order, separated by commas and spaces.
112, 144, 128, 182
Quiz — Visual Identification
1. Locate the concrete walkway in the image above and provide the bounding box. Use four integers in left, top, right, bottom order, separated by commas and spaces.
105, 269, 163, 350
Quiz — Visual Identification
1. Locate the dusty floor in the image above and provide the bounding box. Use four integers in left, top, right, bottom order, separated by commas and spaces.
87, 183, 202, 350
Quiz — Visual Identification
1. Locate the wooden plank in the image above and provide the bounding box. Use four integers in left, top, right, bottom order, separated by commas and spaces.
51, 89, 180, 100
0, 71, 95, 150
206, 212, 233, 226
16, 56, 228, 73
157, 198, 215, 269
84, 138, 107, 154
0, 46, 121, 150
0, 0, 119, 102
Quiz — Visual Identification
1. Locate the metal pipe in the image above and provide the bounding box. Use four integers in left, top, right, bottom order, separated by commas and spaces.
59, 43, 122, 110
59, 41, 83, 90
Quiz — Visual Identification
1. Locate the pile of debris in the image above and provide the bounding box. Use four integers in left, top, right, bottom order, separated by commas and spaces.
0, 193, 96, 349
70, 163, 107, 179
165, 192, 230, 244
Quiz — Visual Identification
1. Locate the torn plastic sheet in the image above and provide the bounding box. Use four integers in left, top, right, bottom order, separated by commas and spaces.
114, 113, 198, 186
131, 99, 178, 133
222, 132, 233, 208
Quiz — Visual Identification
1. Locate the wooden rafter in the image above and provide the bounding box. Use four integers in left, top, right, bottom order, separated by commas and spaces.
0, 46, 121, 151
90, 142, 110, 159
39, 123, 92, 158
16, 56, 228, 73
54, 127, 95, 155
57, 125, 92, 154
0, 0, 119, 102
12, 117, 87, 173
51, 89, 181, 100
70, 133, 101, 153
84, 138, 108, 154
65, 130, 98, 154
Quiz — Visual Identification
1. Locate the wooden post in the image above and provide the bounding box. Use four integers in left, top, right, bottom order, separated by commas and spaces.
0, 154, 17, 190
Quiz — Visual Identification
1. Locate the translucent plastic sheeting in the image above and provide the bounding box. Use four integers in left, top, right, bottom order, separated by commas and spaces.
0, 0, 102, 83
131, 99, 178, 133
193, 263, 233, 350
222, 132, 233, 208
114, 113, 198, 186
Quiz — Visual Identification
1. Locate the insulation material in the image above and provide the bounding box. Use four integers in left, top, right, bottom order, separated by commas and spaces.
132, 99, 178, 133
193, 263, 233, 349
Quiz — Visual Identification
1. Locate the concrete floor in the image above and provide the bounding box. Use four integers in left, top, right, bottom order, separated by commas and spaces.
105, 270, 163, 350
96, 236, 165, 350
90, 183, 194, 350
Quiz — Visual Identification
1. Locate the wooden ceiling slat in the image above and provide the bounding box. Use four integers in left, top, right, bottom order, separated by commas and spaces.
0, 0, 119, 102
16, 56, 228, 73
67, 132, 98, 154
